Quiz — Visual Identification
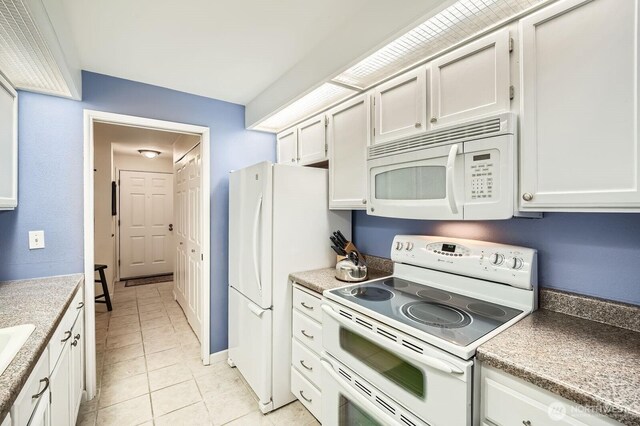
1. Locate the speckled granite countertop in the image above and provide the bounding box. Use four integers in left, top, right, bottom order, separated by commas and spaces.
478, 309, 640, 425
0, 274, 84, 423
289, 267, 391, 294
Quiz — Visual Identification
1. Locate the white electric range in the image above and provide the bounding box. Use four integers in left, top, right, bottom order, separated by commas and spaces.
320, 235, 537, 426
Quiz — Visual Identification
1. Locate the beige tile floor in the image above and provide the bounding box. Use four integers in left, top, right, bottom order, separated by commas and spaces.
79, 280, 320, 426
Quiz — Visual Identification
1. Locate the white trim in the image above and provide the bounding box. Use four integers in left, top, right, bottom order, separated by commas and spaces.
209, 349, 229, 364
83, 110, 212, 399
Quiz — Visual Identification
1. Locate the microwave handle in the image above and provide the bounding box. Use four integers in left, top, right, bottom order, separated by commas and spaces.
446, 144, 459, 214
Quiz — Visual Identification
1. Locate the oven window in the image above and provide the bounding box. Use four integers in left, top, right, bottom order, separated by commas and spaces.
375, 166, 446, 200
339, 328, 425, 398
339, 395, 382, 426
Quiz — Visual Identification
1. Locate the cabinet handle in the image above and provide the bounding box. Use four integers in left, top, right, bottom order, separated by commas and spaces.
300, 302, 314, 310
61, 331, 72, 342
291, 158, 295, 163
301, 330, 314, 340
522, 193, 533, 202
71, 340, 78, 347
362, 199, 367, 205
415, 122, 422, 128
77, 302, 84, 309
31, 378, 49, 400
300, 360, 313, 371
522, 421, 532, 426
430, 117, 437, 123
299, 390, 312, 403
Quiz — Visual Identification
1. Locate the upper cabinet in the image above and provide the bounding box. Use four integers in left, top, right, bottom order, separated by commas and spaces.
0, 74, 17, 210
297, 114, 327, 165
430, 28, 511, 128
373, 66, 428, 144
327, 94, 371, 210
276, 128, 298, 165
519, 0, 640, 210
276, 113, 328, 166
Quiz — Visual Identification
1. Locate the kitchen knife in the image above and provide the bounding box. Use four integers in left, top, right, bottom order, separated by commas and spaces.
331, 245, 346, 256
336, 230, 349, 246
330, 235, 341, 248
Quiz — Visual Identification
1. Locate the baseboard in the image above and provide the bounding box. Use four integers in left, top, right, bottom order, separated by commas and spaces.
209, 349, 228, 364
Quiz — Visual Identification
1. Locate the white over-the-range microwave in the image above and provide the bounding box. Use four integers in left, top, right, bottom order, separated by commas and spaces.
367, 113, 538, 220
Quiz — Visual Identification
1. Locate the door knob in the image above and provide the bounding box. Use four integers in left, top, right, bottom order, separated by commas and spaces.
168, 224, 173, 231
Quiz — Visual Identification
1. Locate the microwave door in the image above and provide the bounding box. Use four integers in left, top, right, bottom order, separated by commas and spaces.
368, 143, 464, 220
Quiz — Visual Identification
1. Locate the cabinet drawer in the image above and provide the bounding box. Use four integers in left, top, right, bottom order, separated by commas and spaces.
291, 338, 321, 387
293, 287, 322, 323
11, 348, 49, 426
291, 367, 321, 422
49, 288, 83, 371
292, 310, 322, 355
484, 377, 586, 426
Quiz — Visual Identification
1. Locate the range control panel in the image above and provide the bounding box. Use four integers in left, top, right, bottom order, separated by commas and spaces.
391, 235, 537, 290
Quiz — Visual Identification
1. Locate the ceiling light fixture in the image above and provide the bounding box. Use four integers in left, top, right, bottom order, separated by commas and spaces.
138, 149, 161, 159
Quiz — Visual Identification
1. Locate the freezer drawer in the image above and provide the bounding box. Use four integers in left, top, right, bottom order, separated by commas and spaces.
228, 287, 273, 410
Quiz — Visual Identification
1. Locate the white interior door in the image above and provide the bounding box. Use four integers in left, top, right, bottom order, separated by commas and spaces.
174, 144, 203, 340
119, 170, 174, 278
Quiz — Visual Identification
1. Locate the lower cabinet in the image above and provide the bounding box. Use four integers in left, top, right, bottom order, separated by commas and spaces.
481, 364, 623, 426
10, 286, 85, 426
291, 285, 323, 422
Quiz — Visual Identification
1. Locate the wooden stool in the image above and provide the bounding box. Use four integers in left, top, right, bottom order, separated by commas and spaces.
94, 264, 113, 311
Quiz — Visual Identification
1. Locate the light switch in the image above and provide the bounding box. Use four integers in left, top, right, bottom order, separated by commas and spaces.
29, 230, 45, 249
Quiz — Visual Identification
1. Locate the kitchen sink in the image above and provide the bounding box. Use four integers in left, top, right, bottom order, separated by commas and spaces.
0, 324, 35, 376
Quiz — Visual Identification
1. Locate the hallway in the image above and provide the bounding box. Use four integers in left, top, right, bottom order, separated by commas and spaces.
78, 280, 318, 425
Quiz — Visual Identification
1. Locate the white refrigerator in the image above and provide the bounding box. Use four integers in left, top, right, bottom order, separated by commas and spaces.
228, 161, 351, 413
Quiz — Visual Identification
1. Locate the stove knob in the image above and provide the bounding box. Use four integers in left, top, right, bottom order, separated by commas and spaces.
395, 242, 404, 251
509, 257, 524, 270
489, 253, 504, 265
405, 242, 414, 251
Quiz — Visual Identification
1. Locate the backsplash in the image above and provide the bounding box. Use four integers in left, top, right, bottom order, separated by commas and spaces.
352, 211, 640, 306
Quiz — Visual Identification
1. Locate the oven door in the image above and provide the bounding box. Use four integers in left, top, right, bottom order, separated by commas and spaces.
321, 353, 429, 426
322, 302, 473, 426
368, 143, 464, 220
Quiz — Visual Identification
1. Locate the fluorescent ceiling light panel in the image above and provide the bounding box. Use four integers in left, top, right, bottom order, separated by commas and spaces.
0, 0, 72, 96
255, 83, 356, 132
333, 0, 546, 89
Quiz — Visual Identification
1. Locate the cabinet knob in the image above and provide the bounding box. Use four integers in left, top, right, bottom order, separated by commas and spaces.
362, 199, 367, 205
415, 122, 422, 128
71, 340, 78, 347
522, 193, 533, 202
430, 117, 437, 124
523, 421, 532, 426
291, 158, 295, 163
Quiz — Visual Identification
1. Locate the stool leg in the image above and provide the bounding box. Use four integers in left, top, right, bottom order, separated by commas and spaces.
99, 268, 113, 311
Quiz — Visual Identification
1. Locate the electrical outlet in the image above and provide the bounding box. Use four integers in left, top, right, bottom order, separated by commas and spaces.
29, 230, 45, 249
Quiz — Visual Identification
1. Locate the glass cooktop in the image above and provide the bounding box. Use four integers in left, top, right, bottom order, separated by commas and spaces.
328, 277, 522, 347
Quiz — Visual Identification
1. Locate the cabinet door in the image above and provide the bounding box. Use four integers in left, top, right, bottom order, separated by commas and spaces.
69, 310, 84, 421
49, 343, 71, 426
430, 28, 511, 127
276, 129, 298, 165
0, 74, 17, 210
373, 66, 427, 144
327, 94, 370, 209
519, 0, 640, 210
26, 395, 49, 426
297, 114, 327, 165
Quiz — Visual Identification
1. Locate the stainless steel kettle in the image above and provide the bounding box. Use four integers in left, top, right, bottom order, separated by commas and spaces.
335, 256, 368, 282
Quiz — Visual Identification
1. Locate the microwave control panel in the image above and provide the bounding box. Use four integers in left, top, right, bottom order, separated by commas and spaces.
465, 149, 499, 202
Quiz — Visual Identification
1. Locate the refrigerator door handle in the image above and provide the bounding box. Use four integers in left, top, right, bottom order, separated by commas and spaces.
252, 195, 263, 292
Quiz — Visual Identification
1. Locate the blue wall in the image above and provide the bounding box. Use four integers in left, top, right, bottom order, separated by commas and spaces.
0, 72, 275, 353
353, 212, 640, 306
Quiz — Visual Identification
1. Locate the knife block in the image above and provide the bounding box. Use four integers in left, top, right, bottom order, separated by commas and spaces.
337, 241, 366, 264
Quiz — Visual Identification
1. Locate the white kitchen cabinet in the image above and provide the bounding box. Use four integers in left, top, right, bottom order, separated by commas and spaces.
49, 343, 70, 426
0, 73, 18, 210
290, 285, 322, 422
69, 309, 84, 420
10, 349, 49, 426
481, 365, 622, 426
373, 66, 428, 144
327, 94, 370, 210
297, 114, 327, 165
276, 128, 298, 165
519, 0, 640, 211
430, 28, 511, 128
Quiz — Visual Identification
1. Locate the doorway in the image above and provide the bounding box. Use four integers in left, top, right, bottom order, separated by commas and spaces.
83, 110, 211, 400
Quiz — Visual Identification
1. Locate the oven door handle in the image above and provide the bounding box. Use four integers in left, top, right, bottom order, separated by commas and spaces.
321, 358, 400, 426
322, 304, 464, 375
446, 144, 459, 214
